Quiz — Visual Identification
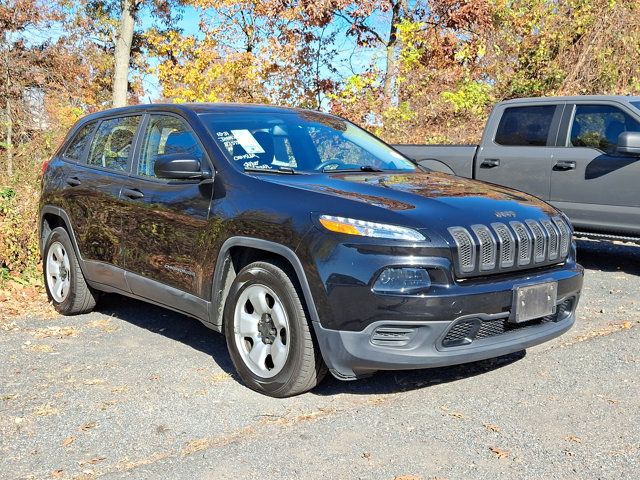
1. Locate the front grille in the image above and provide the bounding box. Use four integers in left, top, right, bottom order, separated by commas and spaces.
448, 217, 571, 277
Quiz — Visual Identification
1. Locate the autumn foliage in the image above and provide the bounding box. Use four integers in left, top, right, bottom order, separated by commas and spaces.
2, 0, 640, 281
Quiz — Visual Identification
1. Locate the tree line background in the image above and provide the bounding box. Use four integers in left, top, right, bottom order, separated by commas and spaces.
1, 0, 640, 283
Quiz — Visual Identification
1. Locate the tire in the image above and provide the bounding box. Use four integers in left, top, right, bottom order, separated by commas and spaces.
224, 260, 327, 397
43, 227, 97, 315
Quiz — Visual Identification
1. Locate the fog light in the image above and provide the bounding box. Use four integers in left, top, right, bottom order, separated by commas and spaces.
372, 268, 431, 295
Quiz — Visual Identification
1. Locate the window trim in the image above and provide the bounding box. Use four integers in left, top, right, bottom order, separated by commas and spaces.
492, 104, 562, 148
130, 112, 213, 184
83, 113, 145, 176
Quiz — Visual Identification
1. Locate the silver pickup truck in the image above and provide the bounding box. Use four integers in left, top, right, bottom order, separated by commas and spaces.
395, 95, 640, 243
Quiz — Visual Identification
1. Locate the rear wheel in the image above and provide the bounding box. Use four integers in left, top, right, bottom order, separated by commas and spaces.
43, 227, 97, 315
224, 260, 326, 397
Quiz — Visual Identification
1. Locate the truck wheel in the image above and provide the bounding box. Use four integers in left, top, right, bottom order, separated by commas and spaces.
224, 260, 327, 397
43, 227, 97, 315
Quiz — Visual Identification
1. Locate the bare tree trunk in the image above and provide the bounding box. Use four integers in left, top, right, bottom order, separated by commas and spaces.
383, 0, 407, 106
112, 0, 136, 108
5, 98, 12, 177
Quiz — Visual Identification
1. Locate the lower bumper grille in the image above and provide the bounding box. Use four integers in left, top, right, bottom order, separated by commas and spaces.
441, 297, 575, 348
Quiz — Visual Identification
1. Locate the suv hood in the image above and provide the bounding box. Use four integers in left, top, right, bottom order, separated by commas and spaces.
260, 170, 558, 227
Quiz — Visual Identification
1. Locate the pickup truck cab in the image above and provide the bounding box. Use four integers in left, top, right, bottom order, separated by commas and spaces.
396, 96, 640, 243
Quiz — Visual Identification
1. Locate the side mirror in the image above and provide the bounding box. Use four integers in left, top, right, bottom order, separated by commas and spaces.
154, 153, 206, 179
617, 131, 640, 156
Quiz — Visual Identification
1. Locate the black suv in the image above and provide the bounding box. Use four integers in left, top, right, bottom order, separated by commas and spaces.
39, 104, 584, 397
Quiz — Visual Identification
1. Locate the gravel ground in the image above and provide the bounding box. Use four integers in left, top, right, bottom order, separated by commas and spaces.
1, 239, 639, 480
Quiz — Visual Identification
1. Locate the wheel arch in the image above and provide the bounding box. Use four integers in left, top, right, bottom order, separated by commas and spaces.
39, 206, 84, 267
209, 237, 321, 332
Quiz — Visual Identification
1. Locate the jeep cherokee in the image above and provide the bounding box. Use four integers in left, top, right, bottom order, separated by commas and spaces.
39, 103, 584, 397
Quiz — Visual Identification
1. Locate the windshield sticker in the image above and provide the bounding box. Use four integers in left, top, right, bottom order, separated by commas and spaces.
243, 161, 272, 170
231, 129, 265, 154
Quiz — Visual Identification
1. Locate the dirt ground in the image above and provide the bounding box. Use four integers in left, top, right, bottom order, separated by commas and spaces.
1, 239, 639, 480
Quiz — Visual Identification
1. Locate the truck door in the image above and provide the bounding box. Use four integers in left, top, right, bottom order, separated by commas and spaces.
475, 103, 563, 200
550, 102, 640, 235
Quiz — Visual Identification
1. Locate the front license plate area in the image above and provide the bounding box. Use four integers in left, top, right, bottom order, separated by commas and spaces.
511, 282, 557, 323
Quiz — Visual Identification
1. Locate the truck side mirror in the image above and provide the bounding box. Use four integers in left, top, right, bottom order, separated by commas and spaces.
616, 131, 640, 156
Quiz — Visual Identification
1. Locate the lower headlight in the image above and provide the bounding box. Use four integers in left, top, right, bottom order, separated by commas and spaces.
372, 267, 431, 295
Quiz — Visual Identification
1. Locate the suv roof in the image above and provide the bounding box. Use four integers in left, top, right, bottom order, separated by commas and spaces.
78, 103, 320, 124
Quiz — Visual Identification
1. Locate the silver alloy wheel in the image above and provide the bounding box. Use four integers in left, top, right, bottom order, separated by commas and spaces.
234, 284, 291, 378
46, 241, 71, 303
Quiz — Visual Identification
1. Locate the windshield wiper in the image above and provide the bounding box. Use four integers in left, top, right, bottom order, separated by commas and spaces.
322, 165, 385, 173
243, 166, 298, 175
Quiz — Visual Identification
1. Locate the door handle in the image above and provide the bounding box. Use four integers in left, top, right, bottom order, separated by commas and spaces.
480, 158, 500, 168
553, 160, 576, 171
66, 177, 81, 187
122, 188, 144, 199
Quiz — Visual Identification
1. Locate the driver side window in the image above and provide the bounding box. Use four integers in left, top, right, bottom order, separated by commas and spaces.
87, 116, 141, 172
138, 114, 203, 178
569, 105, 640, 154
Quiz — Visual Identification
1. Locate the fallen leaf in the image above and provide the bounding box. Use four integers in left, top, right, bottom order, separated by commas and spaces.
26, 344, 55, 353
448, 411, 465, 419
362, 451, 371, 460
82, 378, 105, 386
489, 446, 509, 459
51, 469, 64, 478
484, 423, 501, 433
62, 436, 75, 447
394, 475, 421, 480
80, 422, 97, 431
565, 435, 582, 443
78, 456, 106, 466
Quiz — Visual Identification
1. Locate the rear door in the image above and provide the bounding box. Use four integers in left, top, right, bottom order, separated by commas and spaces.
64, 114, 142, 290
475, 103, 563, 200
120, 112, 215, 302
550, 102, 640, 235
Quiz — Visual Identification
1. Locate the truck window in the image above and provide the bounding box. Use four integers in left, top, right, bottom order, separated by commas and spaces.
569, 104, 640, 153
494, 106, 556, 147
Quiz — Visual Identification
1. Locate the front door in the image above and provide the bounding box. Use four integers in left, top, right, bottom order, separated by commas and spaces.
120, 113, 215, 301
475, 103, 562, 201
550, 103, 640, 235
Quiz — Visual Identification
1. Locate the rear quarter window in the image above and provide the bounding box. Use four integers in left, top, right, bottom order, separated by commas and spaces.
63, 122, 96, 161
494, 105, 557, 146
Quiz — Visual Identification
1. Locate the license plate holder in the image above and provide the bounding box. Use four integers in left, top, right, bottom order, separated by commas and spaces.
511, 282, 557, 323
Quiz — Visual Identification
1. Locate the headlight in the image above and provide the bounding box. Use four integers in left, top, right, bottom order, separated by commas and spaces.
372, 267, 431, 295
318, 215, 425, 241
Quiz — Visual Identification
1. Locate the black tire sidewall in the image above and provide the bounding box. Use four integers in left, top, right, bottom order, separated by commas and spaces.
43, 228, 80, 313
224, 263, 310, 396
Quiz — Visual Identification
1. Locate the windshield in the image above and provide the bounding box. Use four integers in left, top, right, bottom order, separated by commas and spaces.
199, 110, 416, 173
631, 101, 640, 113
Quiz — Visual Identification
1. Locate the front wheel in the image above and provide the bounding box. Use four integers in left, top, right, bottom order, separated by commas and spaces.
224, 261, 326, 397
43, 227, 97, 315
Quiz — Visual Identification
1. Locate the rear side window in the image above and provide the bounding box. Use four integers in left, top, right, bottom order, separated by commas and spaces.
494, 106, 556, 146
569, 104, 640, 153
63, 122, 96, 161
87, 116, 141, 172
138, 114, 203, 177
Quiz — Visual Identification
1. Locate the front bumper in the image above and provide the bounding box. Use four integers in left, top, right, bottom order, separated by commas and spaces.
311, 264, 583, 380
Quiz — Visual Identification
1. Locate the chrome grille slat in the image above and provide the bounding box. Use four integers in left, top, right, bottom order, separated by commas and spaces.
471, 225, 497, 271
541, 219, 560, 260
553, 216, 571, 257
525, 220, 547, 263
448, 227, 476, 274
491, 222, 515, 268
510, 221, 532, 266
449, 217, 572, 277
